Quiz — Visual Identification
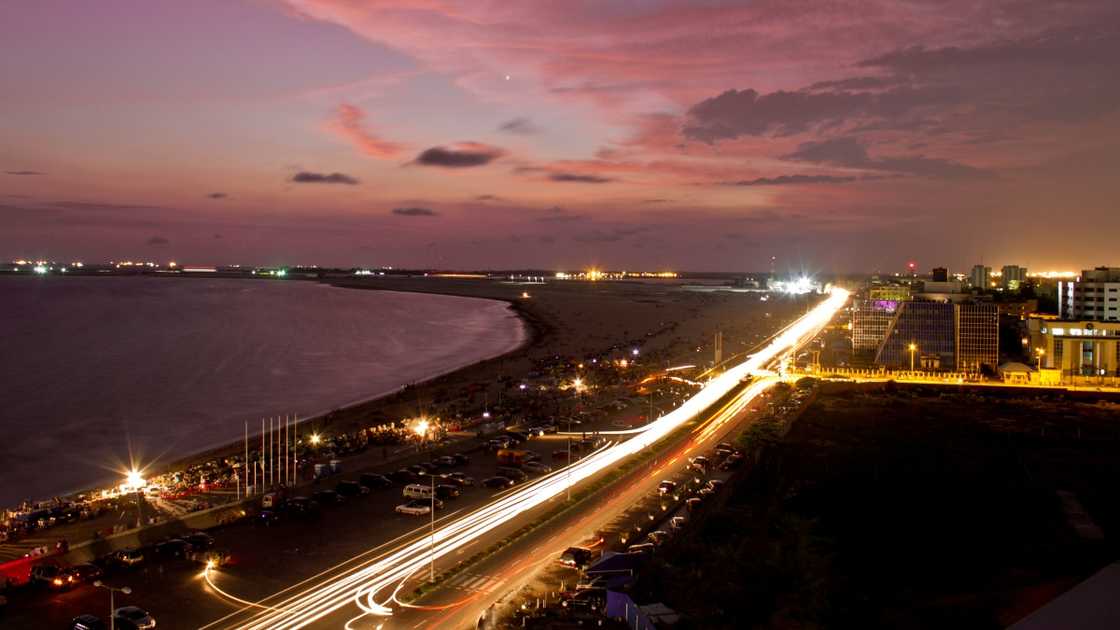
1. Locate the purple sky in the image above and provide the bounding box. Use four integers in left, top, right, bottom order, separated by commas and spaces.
2, 0, 1119, 272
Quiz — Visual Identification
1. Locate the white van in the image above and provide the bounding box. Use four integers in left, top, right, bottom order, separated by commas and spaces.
403, 484, 435, 500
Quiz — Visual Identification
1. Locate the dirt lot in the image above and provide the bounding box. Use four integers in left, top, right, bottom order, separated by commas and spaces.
631, 383, 1120, 629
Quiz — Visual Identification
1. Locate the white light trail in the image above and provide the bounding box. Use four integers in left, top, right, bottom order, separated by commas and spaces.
218, 288, 849, 629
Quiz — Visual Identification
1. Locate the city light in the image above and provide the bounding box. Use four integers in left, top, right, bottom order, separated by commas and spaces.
33, 265, 47, 274
215, 288, 850, 629
123, 469, 145, 491
411, 418, 430, 437
309, 433, 322, 446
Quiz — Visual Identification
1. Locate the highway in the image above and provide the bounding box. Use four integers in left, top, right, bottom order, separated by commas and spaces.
204, 288, 851, 629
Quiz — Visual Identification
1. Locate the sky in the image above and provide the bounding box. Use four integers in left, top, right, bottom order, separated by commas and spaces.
2, 0, 1119, 273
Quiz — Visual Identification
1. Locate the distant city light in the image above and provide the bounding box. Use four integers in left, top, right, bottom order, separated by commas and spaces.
33, 265, 48, 274
309, 433, 322, 445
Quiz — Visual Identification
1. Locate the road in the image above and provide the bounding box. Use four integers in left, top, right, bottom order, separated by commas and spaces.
205, 288, 849, 629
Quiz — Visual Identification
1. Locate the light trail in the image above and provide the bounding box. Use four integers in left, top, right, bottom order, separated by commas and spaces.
216, 288, 849, 629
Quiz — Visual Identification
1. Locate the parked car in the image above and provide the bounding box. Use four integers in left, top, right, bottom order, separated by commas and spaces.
719, 453, 744, 470
30, 564, 71, 590
451, 452, 471, 465
706, 479, 725, 491
183, 532, 215, 551
626, 543, 655, 555
523, 461, 552, 474
335, 480, 369, 497
433, 455, 457, 468
443, 472, 474, 487
70, 615, 107, 630
482, 476, 514, 489
114, 606, 156, 629
435, 484, 461, 499
557, 547, 595, 569
395, 499, 442, 516
685, 498, 702, 512
154, 539, 191, 560
285, 496, 320, 517
359, 473, 393, 490
114, 548, 145, 567
256, 510, 283, 527
669, 516, 687, 530
62, 563, 103, 585
657, 480, 677, 496
390, 469, 416, 484
715, 442, 735, 456
646, 530, 670, 546
689, 456, 710, 474
496, 467, 527, 482
312, 489, 344, 505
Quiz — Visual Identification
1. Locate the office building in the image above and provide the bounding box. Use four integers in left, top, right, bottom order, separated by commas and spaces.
1058, 267, 1120, 322
872, 300, 998, 371
1028, 318, 1120, 377
970, 265, 991, 291
852, 299, 899, 353
1001, 265, 1028, 292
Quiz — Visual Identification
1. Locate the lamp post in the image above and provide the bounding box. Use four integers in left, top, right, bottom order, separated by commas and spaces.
908, 343, 917, 372
93, 581, 131, 630
1036, 347, 1045, 371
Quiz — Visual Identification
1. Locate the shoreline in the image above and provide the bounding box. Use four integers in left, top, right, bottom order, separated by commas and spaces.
4, 280, 538, 507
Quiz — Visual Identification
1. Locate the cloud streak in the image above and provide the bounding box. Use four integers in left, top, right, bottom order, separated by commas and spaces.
291, 171, 360, 184
329, 103, 405, 158
392, 207, 438, 217
414, 142, 505, 168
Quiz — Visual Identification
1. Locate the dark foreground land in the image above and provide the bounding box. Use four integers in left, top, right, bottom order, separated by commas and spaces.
631, 383, 1120, 629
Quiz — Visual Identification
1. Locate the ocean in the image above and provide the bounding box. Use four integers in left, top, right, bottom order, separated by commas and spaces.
0, 276, 525, 506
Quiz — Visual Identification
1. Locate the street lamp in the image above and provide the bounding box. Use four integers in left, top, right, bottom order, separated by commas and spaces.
908, 343, 917, 372
93, 581, 131, 630
1036, 347, 1046, 371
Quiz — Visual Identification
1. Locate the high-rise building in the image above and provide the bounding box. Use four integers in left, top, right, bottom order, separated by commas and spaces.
931, 267, 948, 282
970, 265, 991, 291
1001, 265, 1028, 292
871, 300, 998, 371
1058, 267, 1120, 322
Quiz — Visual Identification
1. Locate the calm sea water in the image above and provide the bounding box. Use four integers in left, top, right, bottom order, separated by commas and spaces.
0, 276, 525, 506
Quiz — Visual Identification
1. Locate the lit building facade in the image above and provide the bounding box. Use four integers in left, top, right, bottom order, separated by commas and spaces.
1058, 267, 1120, 322
1001, 265, 1028, 291
1028, 319, 1120, 377
872, 301, 998, 371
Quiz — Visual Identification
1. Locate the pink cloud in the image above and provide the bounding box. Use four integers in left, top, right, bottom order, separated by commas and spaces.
327, 103, 405, 158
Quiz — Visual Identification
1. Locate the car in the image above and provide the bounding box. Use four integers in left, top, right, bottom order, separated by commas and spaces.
435, 484, 461, 499
183, 532, 215, 551
114, 606, 156, 629
335, 480, 369, 497
685, 498, 702, 512
70, 615, 107, 630
719, 454, 744, 471
451, 453, 471, 465
689, 456, 710, 473
715, 442, 735, 456
114, 548, 145, 567
30, 563, 67, 589
417, 462, 439, 474
496, 467, 527, 482
627, 543, 655, 555
443, 472, 474, 487
390, 469, 416, 484
256, 510, 283, 527
285, 496, 320, 517
407, 464, 426, 475
523, 461, 552, 474
706, 479, 725, 491
557, 547, 595, 569
646, 530, 670, 546
482, 476, 514, 489
63, 563, 103, 585
312, 489, 344, 505
395, 500, 440, 516
697, 487, 715, 499
359, 473, 393, 489
526, 426, 545, 437
669, 516, 687, 530
154, 539, 191, 559
540, 424, 558, 434
433, 455, 457, 468
657, 480, 677, 496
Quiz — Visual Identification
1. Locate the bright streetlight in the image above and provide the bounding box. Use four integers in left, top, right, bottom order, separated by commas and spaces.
93, 581, 131, 630
908, 343, 918, 372
309, 433, 322, 446
1036, 347, 1046, 370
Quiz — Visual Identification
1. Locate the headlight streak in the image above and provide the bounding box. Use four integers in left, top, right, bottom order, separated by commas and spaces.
223, 289, 849, 629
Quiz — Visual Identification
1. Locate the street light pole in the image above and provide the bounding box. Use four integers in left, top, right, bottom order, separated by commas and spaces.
908, 342, 917, 372
93, 581, 131, 630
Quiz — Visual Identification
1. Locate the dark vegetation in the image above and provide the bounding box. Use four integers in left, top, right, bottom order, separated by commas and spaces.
632, 384, 1120, 629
